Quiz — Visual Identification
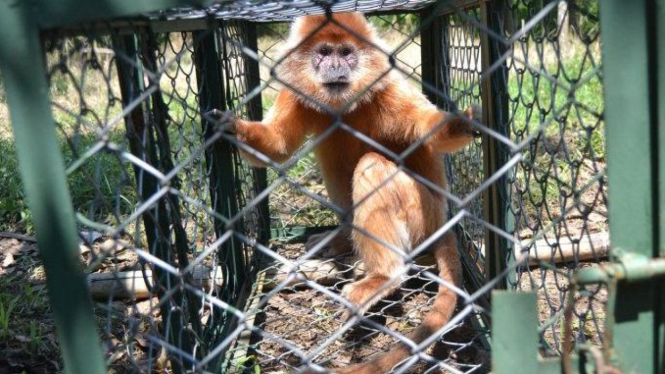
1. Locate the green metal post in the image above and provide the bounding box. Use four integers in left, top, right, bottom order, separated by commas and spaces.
0, 3, 106, 374
33, 0, 214, 29
492, 291, 539, 373
480, 0, 512, 289
420, 4, 494, 324
600, 0, 662, 372
420, 9, 446, 108
115, 31, 196, 373
193, 27, 244, 293
243, 21, 271, 246
193, 25, 250, 370
656, 0, 665, 370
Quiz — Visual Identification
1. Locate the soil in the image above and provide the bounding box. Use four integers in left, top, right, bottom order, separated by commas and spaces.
241, 243, 491, 374
0, 232, 607, 374
0, 237, 60, 374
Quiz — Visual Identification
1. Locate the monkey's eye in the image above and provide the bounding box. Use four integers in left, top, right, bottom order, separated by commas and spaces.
340, 47, 353, 57
319, 46, 332, 56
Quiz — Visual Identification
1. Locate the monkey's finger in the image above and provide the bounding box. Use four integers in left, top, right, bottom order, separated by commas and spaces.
222, 120, 238, 135
204, 109, 237, 134
204, 108, 224, 120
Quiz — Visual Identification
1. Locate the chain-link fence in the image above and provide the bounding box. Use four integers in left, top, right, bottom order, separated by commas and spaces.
1, 0, 607, 372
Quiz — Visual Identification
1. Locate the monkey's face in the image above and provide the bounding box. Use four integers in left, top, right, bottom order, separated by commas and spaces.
312, 42, 358, 96
277, 13, 392, 112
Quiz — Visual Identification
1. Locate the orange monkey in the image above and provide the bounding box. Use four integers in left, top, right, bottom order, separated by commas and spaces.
226, 12, 479, 373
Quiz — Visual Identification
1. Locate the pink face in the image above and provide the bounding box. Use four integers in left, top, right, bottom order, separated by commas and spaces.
311, 42, 359, 94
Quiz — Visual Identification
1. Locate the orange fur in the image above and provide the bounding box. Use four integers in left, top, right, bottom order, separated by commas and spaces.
232, 12, 478, 373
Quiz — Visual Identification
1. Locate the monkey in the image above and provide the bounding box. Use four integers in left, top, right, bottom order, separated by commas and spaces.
222, 12, 480, 374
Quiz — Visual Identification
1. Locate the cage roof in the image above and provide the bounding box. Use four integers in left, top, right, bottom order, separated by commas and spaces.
147, 0, 435, 22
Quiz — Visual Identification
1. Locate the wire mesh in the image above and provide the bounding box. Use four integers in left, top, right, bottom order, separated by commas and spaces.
6, 0, 607, 372
43, 21, 266, 372
502, 0, 607, 354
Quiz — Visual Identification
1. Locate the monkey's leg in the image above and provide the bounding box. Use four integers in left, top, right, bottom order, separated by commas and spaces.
342, 152, 441, 319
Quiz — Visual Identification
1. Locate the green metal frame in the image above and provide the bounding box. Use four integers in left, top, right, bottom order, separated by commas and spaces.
479, 0, 512, 290
596, 0, 663, 372
420, 0, 495, 308
658, 0, 665, 370
0, 2, 107, 374
2, 0, 665, 373
492, 1, 665, 373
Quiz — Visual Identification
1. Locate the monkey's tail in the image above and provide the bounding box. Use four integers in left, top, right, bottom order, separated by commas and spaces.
334, 238, 461, 374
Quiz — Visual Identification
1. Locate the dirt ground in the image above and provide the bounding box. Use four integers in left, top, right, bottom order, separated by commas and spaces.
240, 243, 491, 374
0, 235, 158, 374
0, 236, 60, 374
0, 230, 607, 374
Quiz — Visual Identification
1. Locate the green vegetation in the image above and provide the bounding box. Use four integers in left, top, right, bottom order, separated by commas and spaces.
0, 293, 20, 338
0, 20, 605, 235
0, 38, 208, 233
507, 41, 605, 212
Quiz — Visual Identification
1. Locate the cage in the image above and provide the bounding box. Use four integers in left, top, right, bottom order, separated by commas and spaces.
0, 0, 610, 373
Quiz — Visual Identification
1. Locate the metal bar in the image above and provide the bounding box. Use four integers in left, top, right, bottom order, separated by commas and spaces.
31, 0, 476, 30
421, 5, 483, 296
480, 0, 511, 289
420, 7, 445, 107
128, 30, 194, 373
140, 29, 204, 342
421, 6, 492, 350
193, 24, 249, 371
112, 35, 177, 350
599, 0, 660, 372
0, 4, 107, 374
243, 20, 271, 246
48, 10, 425, 37
32, 0, 214, 29
655, 0, 665, 369
193, 26, 244, 286
575, 252, 665, 284
434, 0, 483, 16
492, 291, 538, 373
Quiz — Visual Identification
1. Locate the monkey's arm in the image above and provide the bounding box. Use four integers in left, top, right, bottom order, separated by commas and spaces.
420, 105, 480, 153
235, 91, 309, 167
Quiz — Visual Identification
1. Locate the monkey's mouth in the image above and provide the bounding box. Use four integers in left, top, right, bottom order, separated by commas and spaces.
323, 82, 350, 91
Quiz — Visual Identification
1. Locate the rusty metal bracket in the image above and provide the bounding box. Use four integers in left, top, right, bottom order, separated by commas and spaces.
574, 249, 665, 285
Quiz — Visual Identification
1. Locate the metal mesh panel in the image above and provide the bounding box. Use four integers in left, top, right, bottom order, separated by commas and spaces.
440, 7, 486, 294
43, 22, 265, 372
503, 0, 607, 353
441, 0, 606, 355
244, 13, 490, 372
1, 0, 607, 372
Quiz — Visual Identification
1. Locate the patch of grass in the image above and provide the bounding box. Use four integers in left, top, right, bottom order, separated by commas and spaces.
0, 139, 31, 232
506, 40, 605, 228
0, 242, 60, 372
232, 354, 262, 374
0, 293, 20, 338
29, 321, 44, 352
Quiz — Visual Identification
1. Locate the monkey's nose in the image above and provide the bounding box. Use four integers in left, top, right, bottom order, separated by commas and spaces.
333, 74, 349, 82
323, 67, 349, 83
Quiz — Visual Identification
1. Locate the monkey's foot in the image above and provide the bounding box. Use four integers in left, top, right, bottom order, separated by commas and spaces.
339, 284, 360, 322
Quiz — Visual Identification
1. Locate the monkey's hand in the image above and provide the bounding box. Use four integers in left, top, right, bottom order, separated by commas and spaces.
465, 103, 482, 138
204, 108, 237, 135
448, 104, 482, 139
428, 104, 482, 153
